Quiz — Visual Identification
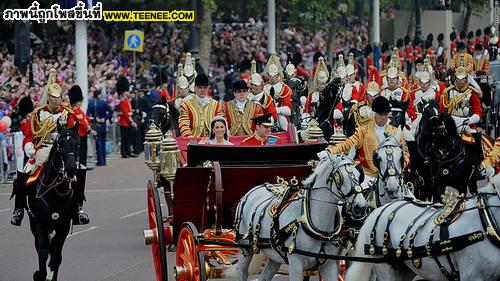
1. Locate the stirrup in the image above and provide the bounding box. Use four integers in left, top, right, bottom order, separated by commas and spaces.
10, 208, 24, 226
73, 210, 90, 225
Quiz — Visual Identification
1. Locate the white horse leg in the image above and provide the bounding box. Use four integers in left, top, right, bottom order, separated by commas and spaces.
288, 255, 305, 281
373, 264, 415, 281
345, 262, 374, 281
318, 260, 338, 281
258, 258, 281, 281
238, 252, 253, 281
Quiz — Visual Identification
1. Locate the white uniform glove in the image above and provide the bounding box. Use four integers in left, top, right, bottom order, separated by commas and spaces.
300, 96, 307, 107
484, 166, 496, 178
452, 116, 468, 127
333, 109, 343, 119
467, 114, 480, 125
24, 142, 35, 158
276, 106, 291, 116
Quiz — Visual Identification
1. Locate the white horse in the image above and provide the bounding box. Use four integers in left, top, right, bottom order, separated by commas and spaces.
346, 173, 500, 281
366, 136, 415, 208
235, 152, 370, 281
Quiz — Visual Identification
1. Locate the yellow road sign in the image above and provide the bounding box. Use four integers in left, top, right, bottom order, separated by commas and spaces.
123, 30, 144, 52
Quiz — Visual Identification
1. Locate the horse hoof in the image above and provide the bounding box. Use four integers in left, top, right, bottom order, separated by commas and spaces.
33, 271, 45, 281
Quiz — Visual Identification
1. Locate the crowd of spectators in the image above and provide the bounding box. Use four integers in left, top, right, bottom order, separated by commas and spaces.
0, 16, 494, 171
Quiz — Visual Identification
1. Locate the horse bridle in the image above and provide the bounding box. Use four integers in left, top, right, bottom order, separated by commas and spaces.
328, 158, 364, 201
37, 134, 76, 196
151, 104, 169, 128
376, 144, 405, 197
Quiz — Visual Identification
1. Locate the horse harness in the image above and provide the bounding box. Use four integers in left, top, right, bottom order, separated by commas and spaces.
235, 159, 364, 265
33, 136, 76, 221
367, 142, 406, 208
364, 186, 500, 281
151, 104, 170, 128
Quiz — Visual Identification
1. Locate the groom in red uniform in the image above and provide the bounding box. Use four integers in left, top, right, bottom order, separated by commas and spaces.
241, 113, 282, 145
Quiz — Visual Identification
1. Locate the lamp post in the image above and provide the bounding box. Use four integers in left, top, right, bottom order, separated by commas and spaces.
143, 123, 162, 184
189, 0, 200, 59
415, 0, 422, 40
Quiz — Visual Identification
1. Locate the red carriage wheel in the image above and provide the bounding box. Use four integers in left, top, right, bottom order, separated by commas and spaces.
145, 180, 168, 281
174, 222, 206, 281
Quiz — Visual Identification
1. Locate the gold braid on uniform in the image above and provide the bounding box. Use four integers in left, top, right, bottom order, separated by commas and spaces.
30, 107, 71, 149
442, 87, 471, 114
31, 112, 57, 149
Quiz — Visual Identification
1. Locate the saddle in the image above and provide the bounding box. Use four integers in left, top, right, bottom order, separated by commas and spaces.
433, 186, 465, 225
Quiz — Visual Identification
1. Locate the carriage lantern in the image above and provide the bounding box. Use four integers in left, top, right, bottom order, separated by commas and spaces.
159, 131, 182, 183
329, 127, 347, 145
143, 123, 162, 174
305, 119, 324, 142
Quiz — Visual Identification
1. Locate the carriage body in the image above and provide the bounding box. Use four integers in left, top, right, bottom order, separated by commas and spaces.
143, 133, 328, 281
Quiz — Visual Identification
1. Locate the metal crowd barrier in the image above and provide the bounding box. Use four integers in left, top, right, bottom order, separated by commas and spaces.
0, 133, 18, 184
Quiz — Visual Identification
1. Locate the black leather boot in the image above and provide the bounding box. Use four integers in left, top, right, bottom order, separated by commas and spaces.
73, 205, 90, 225
10, 172, 29, 226
72, 167, 89, 225
10, 208, 24, 226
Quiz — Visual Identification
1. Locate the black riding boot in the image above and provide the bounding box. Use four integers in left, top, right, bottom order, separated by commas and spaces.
72, 168, 89, 225
10, 171, 30, 226
472, 133, 484, 163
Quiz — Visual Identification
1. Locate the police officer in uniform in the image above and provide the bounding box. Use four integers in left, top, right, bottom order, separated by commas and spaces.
87, 90, 112, 166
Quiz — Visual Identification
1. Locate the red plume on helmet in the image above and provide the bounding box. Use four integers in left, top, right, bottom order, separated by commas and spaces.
367, 66, 381, 87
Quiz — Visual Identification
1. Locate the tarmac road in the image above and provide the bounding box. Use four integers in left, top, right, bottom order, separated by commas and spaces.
0, 156, 318, 281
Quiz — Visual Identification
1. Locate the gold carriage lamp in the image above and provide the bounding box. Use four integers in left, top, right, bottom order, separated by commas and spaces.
144, 123, 162, 175
305, 119, 324, 142
159, 131, 182, 184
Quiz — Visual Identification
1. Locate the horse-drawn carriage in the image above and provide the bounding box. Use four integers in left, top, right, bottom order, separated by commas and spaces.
142, 123, 333, 280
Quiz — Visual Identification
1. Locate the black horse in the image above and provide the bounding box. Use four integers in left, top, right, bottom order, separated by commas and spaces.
147, 97, 178, 216
148, 96, 179, 136
314, 79, 343, 140
28, 122, 80, 281
413, 101, 480, 201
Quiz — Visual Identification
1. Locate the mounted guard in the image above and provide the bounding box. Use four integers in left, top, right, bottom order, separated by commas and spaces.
302, 56, 329, 125
440, 54, 484, 161
264, 53, 293, 131
10, 68, 89, 226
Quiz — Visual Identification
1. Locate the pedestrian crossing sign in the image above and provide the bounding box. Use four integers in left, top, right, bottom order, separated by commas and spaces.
124, 30, 144, 52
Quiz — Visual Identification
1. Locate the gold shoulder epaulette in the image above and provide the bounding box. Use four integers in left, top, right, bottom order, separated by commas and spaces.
242, 135, 254, 143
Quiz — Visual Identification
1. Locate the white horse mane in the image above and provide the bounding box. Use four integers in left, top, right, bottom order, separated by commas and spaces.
302, 151, 335, 186
378, 135, 401, 149
302, 152, 352, 186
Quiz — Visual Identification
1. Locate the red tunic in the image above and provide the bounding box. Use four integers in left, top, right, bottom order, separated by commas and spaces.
405, 46, 414, 64
440, 86, 483, 129
414, 46, 423, 60
22, 106, 74, 150
118, 98, 132, 127
450, 41, 457, 57
68, 107, 91, 137
273, 84, 293, 113
240, 134, 282, 145
425, 47, 435, 65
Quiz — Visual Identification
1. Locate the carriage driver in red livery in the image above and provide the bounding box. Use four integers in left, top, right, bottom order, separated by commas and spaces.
241, 113, 282, 145
11, 69, 89, 226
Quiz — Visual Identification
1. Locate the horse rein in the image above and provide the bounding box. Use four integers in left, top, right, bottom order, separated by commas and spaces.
151, 104, 169, 128
37, 134, 76, 199
377, 144, 404, 196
